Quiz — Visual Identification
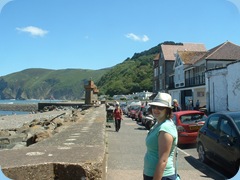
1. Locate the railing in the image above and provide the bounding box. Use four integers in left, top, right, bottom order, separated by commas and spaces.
185, 74, 205, 87
168, 74, 205, 89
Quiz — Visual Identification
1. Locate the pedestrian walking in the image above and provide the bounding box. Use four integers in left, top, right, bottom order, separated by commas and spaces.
143, 92, 178, 180
113, 102, 123, 132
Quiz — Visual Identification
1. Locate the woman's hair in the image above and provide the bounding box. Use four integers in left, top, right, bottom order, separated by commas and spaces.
147, 107, 152, 113
166, 108, 173, 119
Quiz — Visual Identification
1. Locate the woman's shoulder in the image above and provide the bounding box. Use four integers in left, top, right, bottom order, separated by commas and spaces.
160, 120, 176, 130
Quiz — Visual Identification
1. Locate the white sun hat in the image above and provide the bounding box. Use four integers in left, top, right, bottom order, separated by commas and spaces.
149, 92, 172, 109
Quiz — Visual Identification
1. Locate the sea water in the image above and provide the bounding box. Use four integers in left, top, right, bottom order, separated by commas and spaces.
0, 99, 62, 116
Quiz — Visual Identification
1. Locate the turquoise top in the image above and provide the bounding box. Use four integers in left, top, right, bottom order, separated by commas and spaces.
143, 120, 178, 177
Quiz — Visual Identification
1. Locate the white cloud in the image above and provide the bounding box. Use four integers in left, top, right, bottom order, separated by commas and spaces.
16, 26, 48, 37
125, 33, 149, 42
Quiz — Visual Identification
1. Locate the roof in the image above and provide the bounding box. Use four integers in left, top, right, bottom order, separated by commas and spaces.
205, 41, 240, 60
154, 53, 160, 61
161, 43, 206, 61
211, 111, 240, 116
178, 51, 207, 65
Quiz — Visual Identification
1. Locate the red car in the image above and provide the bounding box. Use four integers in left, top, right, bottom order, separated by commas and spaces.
172, 110, 207, 145
129, 105, 141, 121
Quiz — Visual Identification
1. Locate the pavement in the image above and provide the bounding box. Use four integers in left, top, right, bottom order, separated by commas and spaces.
1, 105, 237, 180
0, 105, 107, 180
105, 114, 228, 180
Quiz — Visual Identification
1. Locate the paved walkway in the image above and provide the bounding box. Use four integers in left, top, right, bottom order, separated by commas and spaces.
0, 105, 107, 180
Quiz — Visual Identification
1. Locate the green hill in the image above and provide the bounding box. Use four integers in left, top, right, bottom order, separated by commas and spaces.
0, 42, 178, 100
0, 68, 109, 100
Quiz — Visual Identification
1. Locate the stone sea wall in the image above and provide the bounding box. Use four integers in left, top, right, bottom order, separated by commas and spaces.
0, 104, 85, 149
0, 103, 38, 112
0, 104, 106, 180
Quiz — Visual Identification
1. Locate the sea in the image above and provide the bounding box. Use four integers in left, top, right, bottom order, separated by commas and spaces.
0, 99, 62, 116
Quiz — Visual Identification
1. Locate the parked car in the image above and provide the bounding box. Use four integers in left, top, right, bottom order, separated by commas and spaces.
120, 102, 127, 114
141, 105, 149, 125
172, 110, 207, 145
141, 105, 155, 130
144, 114, 155, 130
129, 105, 142, 121
127, 101, 141, 119
196, 111, 240, 177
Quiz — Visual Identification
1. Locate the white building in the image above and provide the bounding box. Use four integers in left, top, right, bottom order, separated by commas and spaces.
168, 41, 240, 111
206, 60, 240, 113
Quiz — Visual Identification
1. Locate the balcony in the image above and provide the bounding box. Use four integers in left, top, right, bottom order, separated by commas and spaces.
185, 74, 205, 87
168, 74, 205, 90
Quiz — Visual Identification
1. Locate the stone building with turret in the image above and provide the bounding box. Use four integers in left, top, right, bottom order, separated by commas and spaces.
84, 80, 99, 105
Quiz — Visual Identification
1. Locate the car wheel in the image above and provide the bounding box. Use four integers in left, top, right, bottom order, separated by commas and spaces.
197, 143, 207, 163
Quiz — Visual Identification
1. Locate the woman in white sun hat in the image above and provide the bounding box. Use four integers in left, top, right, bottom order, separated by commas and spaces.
143, 92, 178, 180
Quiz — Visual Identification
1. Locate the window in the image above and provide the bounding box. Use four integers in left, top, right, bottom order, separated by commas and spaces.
207, 116, 219, 133
220, 118, 237, 138
220, 119, 231, 136
180, 114, 206, 124
154, 68, 158, 77
160, 66, 162, 74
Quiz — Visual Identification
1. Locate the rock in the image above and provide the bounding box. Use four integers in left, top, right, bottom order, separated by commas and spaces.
0, 130, 10, 137
0, 108, 88, 149
34, 130, 52, 143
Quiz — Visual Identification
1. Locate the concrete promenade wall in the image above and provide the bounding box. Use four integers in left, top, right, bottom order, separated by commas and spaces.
0, 105, 107, 180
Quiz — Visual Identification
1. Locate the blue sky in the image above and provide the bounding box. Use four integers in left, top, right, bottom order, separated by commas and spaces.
0, 0, 240, 77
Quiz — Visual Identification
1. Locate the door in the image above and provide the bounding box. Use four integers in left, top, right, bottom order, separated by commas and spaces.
213, 116, 238, 168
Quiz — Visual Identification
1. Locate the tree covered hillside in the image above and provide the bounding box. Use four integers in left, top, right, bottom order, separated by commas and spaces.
97, 44, 161, 96
0, 41, 179, 100
0, 68, 109, 100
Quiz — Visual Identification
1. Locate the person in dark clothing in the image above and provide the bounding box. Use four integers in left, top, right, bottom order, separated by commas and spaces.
195, 99, 200, 110
172, 99, 181, 112
113, 103, 123, 132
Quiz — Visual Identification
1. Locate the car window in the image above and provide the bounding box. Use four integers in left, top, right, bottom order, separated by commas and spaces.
207, 115, 219, 133
131, 106, 140, 110
220, 119, 231, 136
235, 120, 240, 131
220, 118, 238, 142
180, 114, 206, 124
226, 113, 240, 131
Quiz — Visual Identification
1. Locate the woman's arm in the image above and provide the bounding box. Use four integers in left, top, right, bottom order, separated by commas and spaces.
153, 131, 173, 180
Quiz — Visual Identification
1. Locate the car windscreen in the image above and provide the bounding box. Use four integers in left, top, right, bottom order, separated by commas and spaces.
180, 114, 207, 124
131, 106, 140, 110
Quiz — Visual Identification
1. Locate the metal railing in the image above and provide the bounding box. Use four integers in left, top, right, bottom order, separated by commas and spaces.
185, 74, 205, 87
168, 74, 205, 89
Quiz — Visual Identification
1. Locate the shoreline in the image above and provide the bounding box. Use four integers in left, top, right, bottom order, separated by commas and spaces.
0, 104, 38, 112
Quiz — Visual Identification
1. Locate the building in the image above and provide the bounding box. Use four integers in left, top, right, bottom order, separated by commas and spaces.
84, 80, 99, 105
168, 41, 240, 111
153, 42, 206, 93
206, 60, 240, 113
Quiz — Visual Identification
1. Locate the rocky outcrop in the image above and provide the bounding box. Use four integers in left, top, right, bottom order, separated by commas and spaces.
0, 109, 84, 149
